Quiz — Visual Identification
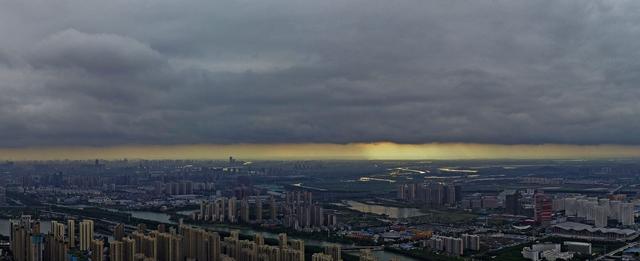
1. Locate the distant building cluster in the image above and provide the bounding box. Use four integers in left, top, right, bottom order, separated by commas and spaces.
196, 191, 338, 231
198, 196, 246, 224
553, 196, 635, 227
164, 182, 194, 196
163, 181, 215, 196
459, 195, 499, 210
282, 191, 333, 230
397, 182, 461, 207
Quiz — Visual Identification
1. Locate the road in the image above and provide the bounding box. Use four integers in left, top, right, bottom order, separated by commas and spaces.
596, 242, 639, 260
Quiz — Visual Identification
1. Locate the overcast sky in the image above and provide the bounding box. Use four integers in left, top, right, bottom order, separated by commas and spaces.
1, 0, 639, 147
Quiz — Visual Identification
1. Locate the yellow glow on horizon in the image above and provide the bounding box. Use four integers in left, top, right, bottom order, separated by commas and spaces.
357, 142, 640, 160
0, 143, 639, 161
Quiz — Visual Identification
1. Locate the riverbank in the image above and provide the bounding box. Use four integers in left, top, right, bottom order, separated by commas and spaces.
337, 199, 477, 224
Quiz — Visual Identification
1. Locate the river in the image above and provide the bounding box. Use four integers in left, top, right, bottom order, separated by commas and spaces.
343, 200, 425, 219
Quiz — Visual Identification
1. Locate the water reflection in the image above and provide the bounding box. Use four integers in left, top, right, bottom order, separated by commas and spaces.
123, 211, 175, 224
56, 205, 176, 225
344, 200, 425, 219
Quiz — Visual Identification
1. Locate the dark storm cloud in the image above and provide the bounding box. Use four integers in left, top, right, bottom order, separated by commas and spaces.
0, 0, 640, 146
30, 29, 164, 75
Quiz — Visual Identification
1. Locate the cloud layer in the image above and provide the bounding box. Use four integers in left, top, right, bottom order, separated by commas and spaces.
1, 0, 640, 147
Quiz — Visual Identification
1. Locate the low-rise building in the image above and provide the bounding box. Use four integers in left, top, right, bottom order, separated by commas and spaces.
522, 244, 573, 261
551, 222, 638, 241
563, 241, 592, 255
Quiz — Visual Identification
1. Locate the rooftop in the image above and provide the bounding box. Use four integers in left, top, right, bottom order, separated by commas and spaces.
553, 222, 637, 236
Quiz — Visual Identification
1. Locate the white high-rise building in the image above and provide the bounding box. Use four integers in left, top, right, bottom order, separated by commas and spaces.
553, 198, 565, 212
576, 199, 589, 218
560, 197, 634, 227
594, 205, 607, 228
621, 203, 635, 226
565, 198, 577, 216
587, 200, 599, 221
610, 201, 622, 221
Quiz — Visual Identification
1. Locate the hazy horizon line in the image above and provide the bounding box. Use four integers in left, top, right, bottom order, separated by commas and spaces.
1, 142, 640, 161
